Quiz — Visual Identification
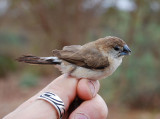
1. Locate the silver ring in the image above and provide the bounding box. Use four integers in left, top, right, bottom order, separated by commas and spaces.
38, 92, 65, 119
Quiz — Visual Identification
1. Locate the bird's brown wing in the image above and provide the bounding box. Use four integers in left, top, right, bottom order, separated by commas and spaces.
53, 46, 109, 69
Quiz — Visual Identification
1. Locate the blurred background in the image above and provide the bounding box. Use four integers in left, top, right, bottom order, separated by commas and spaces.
0, 0, 160, 118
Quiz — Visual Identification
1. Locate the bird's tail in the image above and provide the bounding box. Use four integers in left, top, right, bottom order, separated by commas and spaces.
17, 55, 61, 65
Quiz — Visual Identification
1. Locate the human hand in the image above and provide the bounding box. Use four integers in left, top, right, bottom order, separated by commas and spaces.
3, 75, 108, 119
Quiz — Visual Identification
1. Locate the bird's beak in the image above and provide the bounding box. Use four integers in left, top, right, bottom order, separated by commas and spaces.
120, 45, 131, 56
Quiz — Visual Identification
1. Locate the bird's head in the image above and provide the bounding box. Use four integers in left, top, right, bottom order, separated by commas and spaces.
96, 36, 131, 59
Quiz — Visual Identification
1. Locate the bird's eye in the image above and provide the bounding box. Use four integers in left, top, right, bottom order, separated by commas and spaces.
114, 46, 120, 51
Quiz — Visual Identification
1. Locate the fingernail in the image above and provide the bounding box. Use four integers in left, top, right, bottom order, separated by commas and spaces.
88, 80, 95, 97
74, 113, 88, 119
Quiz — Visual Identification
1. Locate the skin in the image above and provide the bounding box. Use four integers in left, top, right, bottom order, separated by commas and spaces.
3, 75, 108, 119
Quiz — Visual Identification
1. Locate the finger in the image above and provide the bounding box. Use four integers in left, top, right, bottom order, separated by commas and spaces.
77, 79, 100, 100
41, 74, 78, 109
12, 74, 78, 113
69, 94, 108, 119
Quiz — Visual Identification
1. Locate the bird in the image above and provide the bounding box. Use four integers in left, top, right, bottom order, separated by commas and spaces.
17, 36, 131, 80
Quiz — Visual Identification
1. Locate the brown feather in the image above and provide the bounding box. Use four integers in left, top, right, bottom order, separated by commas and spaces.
53, 44, 109, 69
17, 55, 60, 64
62, 45, 82, 51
